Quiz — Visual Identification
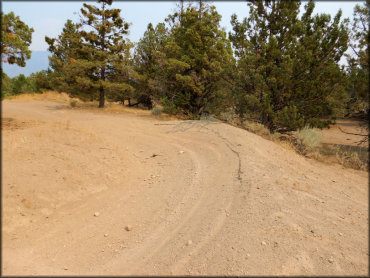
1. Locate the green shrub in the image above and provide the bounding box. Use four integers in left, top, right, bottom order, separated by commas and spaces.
70, 100, 77, 108
297, 126, 322, 153
243, 120, 271, 138
160, 96, 178, 115
151, 107, 162, 116
219, 110, 236, 122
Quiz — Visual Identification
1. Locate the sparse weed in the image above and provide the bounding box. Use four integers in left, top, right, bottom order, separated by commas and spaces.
243, 120, 271, 138
70, 100, 77, 108
334, 145, 368, 171
151, 107, 162, 116
297, 126, 322, 153
219, 111, 236, 122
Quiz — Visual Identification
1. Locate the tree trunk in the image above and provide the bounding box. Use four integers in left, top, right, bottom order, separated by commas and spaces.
98, 1, 106, 109
99, 86, 105, 108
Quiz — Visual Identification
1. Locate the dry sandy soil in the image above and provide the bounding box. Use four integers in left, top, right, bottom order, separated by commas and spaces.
2, 96, 369, 276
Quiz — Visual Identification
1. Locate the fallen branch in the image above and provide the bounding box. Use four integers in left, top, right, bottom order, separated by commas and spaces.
338, 126, 367, 137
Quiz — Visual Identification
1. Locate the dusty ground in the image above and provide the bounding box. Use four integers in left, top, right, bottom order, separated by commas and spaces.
321, 119, 368, 147
2, 97, 369, 276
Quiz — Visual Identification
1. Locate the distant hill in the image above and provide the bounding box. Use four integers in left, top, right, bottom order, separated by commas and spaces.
2, 50, 50, 78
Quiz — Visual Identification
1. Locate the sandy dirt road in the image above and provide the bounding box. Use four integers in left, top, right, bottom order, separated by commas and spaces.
2, 99, 368, 276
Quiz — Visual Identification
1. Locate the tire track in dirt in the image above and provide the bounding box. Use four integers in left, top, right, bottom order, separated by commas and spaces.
2, 100, 368, 276
104, 123, 240, 274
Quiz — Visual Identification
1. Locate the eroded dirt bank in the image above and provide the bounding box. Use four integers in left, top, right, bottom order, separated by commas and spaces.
2, 99, 368, 275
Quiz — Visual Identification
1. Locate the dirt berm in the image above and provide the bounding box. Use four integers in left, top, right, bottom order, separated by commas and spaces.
2, 99, 368, 275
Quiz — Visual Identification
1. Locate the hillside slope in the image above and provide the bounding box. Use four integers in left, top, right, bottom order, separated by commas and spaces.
2, 99, 368, 276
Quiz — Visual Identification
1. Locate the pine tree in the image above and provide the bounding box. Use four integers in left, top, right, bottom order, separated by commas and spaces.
45, 20, 84, 95
1, 72, 12, 98
346, 0, 369, 116
230, 0, 349, 132
157, 3, 234, 117
46, 0, 134, 107
1, 12, 34, 67
133, 22, 169, 108
78, 0, 133, 108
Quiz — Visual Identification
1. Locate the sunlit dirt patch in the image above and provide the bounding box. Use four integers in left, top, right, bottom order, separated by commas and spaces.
2, 117, 39, 131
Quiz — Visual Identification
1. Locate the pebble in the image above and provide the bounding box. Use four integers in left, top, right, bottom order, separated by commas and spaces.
64, 267, 68, 270
246, 253, 251, 257
257, 185, 262, 189
338, 232, 343, 236
310, 230, 315, 234
104, 234, 108, 237
94, 212, 100, 217
273, 241, 278, 248
186, 240, 193, 246
261, 241, 267, 246
328, 258, 334, 263
125, 225, 132, 231
179, 150, 185, 154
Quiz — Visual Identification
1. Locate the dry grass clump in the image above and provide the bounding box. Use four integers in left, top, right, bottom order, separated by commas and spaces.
7, 91, 71, 103
69, 100, 77, 108
151, 107, 162, 116
242, 120, 272, 138
230, 119, 368, 171
332, 145, 368, 171
296, 126, 322, 153
219, 111, 241, 126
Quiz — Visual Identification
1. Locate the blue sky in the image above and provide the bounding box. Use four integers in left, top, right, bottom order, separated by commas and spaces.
2, 1, 361, 51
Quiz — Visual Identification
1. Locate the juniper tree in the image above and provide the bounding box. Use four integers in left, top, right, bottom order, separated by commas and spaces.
1, 12, 34, 67
133, 22, 169, 108
79, 0, 134, 107
346, 0, 369, 116
158, 3, 234, 117
45, 20, 84, 95
230, 0, 349, 132
46, 0, 134, 107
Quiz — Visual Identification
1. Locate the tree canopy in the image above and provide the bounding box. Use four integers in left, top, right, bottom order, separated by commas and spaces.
46, 0, 134, 107
1, 12, 34, 67
154, 2, 234, 117
345, 0, 369, 116
229, 0, 349, 132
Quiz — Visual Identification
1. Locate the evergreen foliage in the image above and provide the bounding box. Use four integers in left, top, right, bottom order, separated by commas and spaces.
45, 20, 84, 95
46, 0, 134, 107
133, 23, 169, 109
229, 0, 349, 132
1, 12, 34, 67
1, 72, 12, 98
345, 0, 369, 117
154, 2, 235, 117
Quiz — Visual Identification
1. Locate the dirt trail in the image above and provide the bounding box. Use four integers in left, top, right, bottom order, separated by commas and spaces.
2, 99, 368, 276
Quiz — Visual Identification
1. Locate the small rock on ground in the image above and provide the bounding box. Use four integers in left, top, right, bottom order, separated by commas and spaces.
125, 225, 132, 231
94, 212, 100, 217
186, 240, 193, 246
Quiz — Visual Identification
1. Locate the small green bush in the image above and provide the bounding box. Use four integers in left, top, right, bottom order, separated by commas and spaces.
151, 107, 162, 116
70, 100, 77, 108
160, 96, 178, 115
297, 126, 322, 153
243, 120, 271, 138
